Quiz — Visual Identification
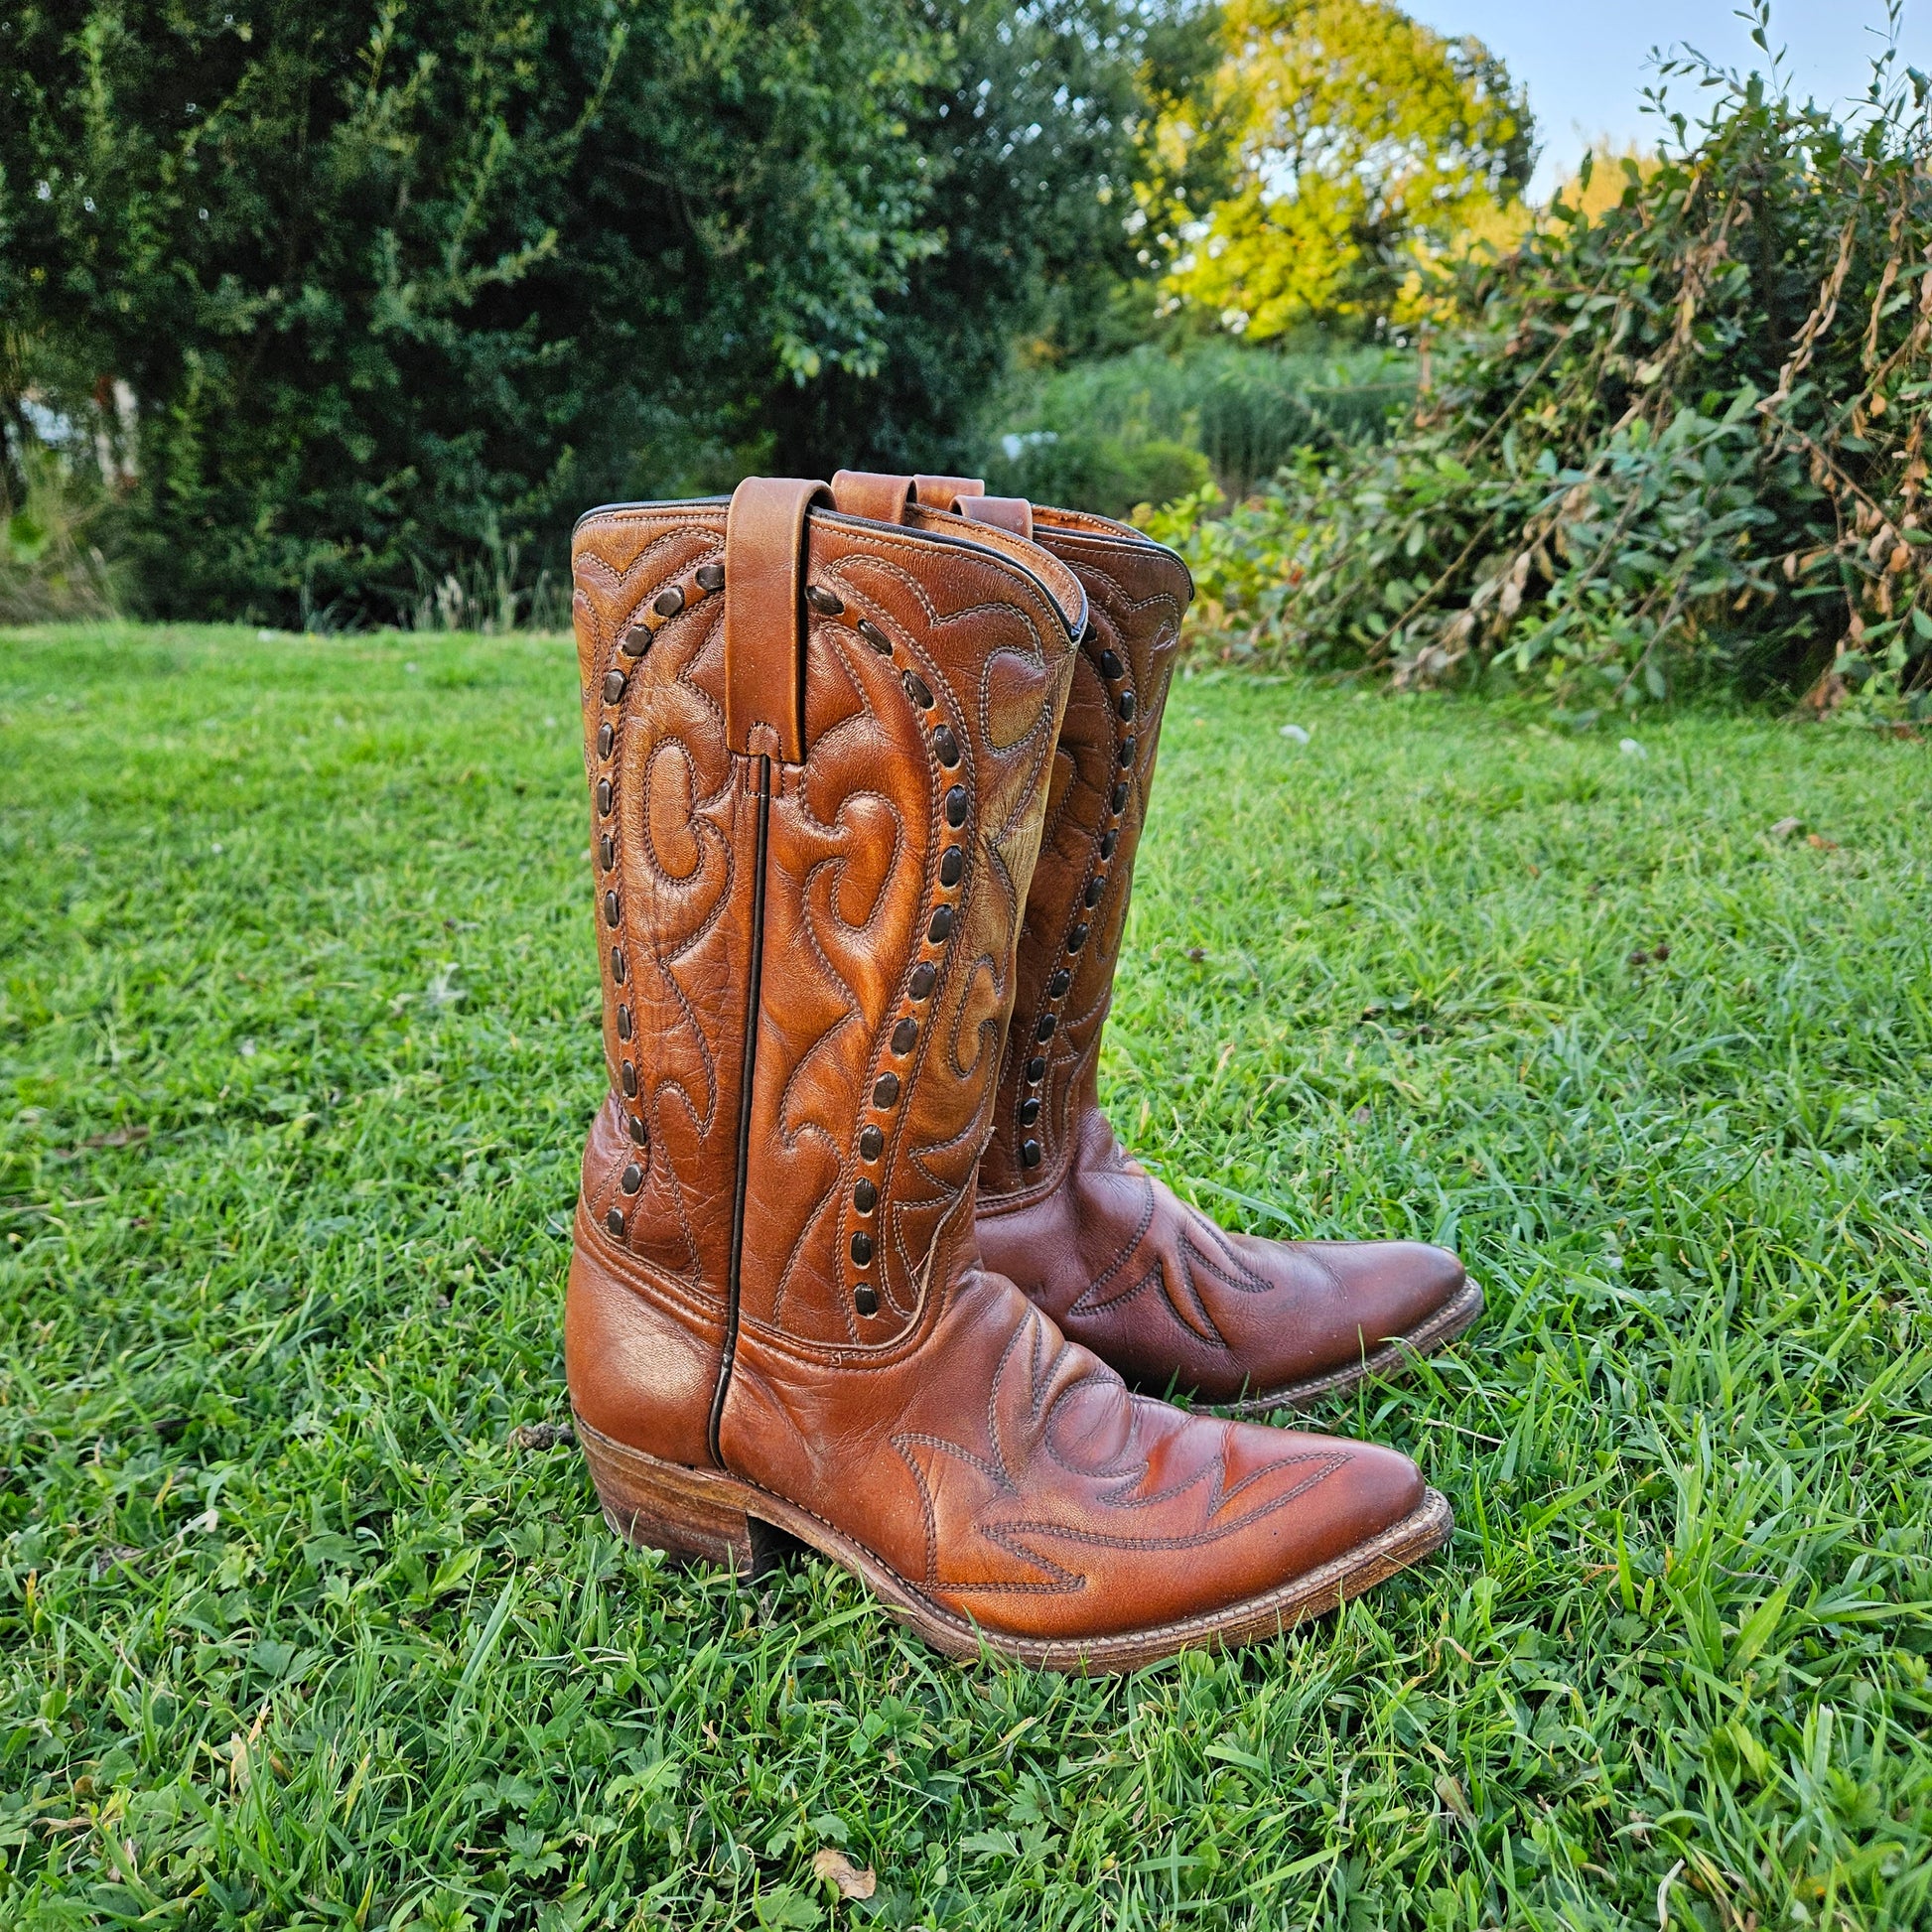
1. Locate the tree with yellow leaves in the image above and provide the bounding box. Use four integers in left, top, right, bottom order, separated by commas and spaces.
1150, 0, 1536, 337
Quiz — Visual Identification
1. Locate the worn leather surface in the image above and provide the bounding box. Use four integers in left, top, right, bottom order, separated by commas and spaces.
981, 1102, 1469, 1405
566, 485, 1430, 1641
974, 506, 1469, 1405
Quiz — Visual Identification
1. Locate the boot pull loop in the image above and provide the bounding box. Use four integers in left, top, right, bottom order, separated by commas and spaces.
724, 476, 831, 764
828, 470, 1032, 541
825, 472, 992, 522
829, 470, 918, 523
956, 494, 1035, 541
914, 474, 985, 510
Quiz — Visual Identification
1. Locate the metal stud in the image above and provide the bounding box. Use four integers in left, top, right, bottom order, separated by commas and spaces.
605, 890, 621, 926
606, 1206, 625, 1237
855, 1285, 879, 1315
621, 1061, 637, 1098
1099, 649, 1124, 680
1118, 691, 1137, 720
939, 848, 962, 888
1099, 829, 1119, 859
1035, 1014, 1056, 1041
627, 1113, 648, 1146
928, 906, 953, 943
854, 1179, 878, 1212
903, 671, 934, 709
599, 834, 616, 871
597, 778, 615, 815
860, 1125, 885, 1160
945, 786, 968, 827
909, 963, 936, 999
611, 946, 626, 982
892, 1018, 917, 1054
1119, 737, 1136, 767
621, 1164, 643, 1194
851, 1232, 874, 1265
597, 722, 615, 758
1021, 1140, 1041, 1168
603, 669, 626, 704
653, 586, 685, 619
1019, 1097, 1040, 1126
1084, 877, 1104, 907
932, 726, 960, 766
1026, 1055, 1046, 1083
1067, 923, 1089, 952
695, 562, 726, 592
857, 619, 892, 656
806, 584, 845, 616
1048, 969, 1070, 997
873, 1072, 900, 1106
618, 1004, 633, 1039
621, 626, 651, 658
1110, 781, 1129, 813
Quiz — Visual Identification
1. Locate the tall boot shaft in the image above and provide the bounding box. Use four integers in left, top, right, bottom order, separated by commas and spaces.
567, 483, 1086, 1442
980, 506, 1191, 1196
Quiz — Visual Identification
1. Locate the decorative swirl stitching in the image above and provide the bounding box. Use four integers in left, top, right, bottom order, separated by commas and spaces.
987, 545, 1183, 1197
781, 576, 968, 1333
891, 1302, 1353, 1601
592, 555, 727, 1247
1003, 623, 1137, 1171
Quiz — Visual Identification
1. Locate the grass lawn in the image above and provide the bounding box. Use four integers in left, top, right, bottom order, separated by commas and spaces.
3, 622, 1931, 1931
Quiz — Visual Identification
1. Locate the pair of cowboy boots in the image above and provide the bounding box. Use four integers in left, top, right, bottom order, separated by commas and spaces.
563, 472, 1480, 1669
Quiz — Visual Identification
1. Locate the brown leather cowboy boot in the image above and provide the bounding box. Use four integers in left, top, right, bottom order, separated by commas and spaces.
826, 473, 1483, 1415
564, 477, 1451, 1668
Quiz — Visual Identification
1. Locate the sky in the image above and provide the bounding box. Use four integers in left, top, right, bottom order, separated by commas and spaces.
1407, 0, 1932, 197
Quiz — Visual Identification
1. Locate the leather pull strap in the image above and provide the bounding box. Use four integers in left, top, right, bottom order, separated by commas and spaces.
958, 493, 1035, 540
915, 474, 985, 509
724, 477, 830, 763
829, 470, 917, 523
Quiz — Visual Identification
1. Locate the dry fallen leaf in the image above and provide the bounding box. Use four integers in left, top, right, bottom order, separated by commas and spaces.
811, 1848, 877, 1901
1434, 1772, 1475, 1827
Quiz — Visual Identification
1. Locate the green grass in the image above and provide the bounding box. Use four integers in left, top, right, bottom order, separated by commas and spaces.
3, 623, 1931, 1931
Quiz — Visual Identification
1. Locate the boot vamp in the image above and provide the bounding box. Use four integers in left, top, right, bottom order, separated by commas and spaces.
977, 1109, 1466, 1404
719, 1269, 1424, 1643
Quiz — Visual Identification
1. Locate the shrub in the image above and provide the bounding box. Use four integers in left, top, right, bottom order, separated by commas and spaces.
1, 0, 1170, 626
0, 446, 121, 625
979, 339, 1413, 506
1149, 10, 1932, 725
986, 431, 1210, 521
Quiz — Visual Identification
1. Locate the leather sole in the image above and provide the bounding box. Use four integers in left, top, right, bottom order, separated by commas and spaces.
1222, 1277, 1487, 1418
574, 1411, 1452, 1672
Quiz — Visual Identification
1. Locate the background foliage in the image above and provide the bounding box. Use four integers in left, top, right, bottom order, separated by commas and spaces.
1151, 16, 1932, 724
1147, 0, 1534, 337
0, 0, 1174, 625
11, 0, 1932, 711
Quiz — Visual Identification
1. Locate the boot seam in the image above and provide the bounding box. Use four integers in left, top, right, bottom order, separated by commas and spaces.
709, 750, 772, 1466
573, 1200, 729, 1325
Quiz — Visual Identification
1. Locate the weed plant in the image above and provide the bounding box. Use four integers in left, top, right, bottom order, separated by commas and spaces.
2, 628, 1929, 1926
1152, 9, 1932, 725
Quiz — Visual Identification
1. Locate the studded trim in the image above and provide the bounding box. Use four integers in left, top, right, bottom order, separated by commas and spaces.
798, 578, 969, 1320
1007, 630, 1136, 1168
595, 555, 727, 1240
